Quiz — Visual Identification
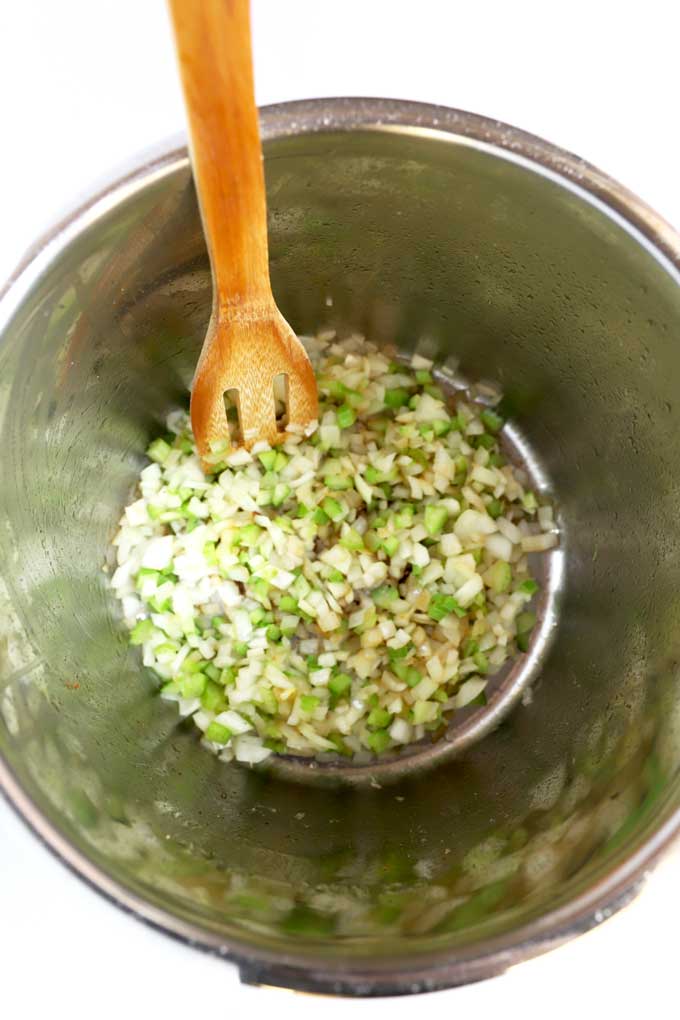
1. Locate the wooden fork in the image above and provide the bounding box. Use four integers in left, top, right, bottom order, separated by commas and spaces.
168, 0, 318, 467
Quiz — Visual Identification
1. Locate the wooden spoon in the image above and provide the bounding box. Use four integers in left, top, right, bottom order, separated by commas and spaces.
168, 0, 318, 466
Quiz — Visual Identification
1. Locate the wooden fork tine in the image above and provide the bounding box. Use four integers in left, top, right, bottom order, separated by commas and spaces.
236, 375, 279, 448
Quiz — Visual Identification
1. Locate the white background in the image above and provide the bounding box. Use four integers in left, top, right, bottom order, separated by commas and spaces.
1, 1, 679, 1017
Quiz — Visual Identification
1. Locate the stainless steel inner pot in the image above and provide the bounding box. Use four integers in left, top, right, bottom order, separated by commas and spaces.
2, 98, 680, 997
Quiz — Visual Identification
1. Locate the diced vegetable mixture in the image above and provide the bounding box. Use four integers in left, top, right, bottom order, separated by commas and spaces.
110, 333, 558, 765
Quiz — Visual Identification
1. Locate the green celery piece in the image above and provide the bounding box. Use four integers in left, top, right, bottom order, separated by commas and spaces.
474, 651, 489, 674
393, 661, 422, 687
279, 595, 298, 613
381, 535, 400, 557
129, 618, 154, 645
179, 673, 206, 699
384, 387, 410, 409
220, 667, 236, 687
321, 496, 345, 521
424, 505, 448, 536
296, 502, 310, 518
274, 451, 288, 471
523, 492, 538, 512
204, 663, 221, 683
367, 707, 392, 729
388, 642, 413, 661
516, 611, 537, 652
339, 527, 363, 551
475, 433, 496, 450
300, 694, 320, 713
364, 466, 381, 484
487, 560, 512, 594
519, 578, 539, 596
257, 688, 278, 715
415, 369, 432, 384
266, 624, 282, 642
250, 606, 266, 626
313, 507, 329, 525
428, 593, 466, 621
328, 673, 352, 697
211, 615, 226, 632
367, 729, 391, 753
486, 498, 503, 519
233, 641, 248, 658
205, 721, 232, 744
201, 680, 226, 713
258, 450, 277, 471
328, 733, 352, 757
335, 404, 356, 429
480, 408, 504, 433
462, 638, 479, 657
237, 523, 261, 547
424, 384, 444, 400
182, 654, 204, 674
327, 568, 345, 583
272, 482, 291, 507
147, 438, 171, 464
432, 418, 452, 437
324, 474, 352, 491
371, 584, 399, 609
394, 505, 414, 529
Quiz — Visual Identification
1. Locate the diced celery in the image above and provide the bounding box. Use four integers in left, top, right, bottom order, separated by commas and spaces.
201, 680, 226, 713
381, 535, 400, 557
339, 527, 363, 551
313, 507, 329, 525
205, 721, 231, 744
233, 641, 248, 659
462, 638, 479, 658
130, 618, 154, 645
424, 505, 448, 536
258, 450, 277, 471
237, 524, 261, 547
388, 642, 413, 661
336, 405, 356, 429
366, 729, 391, 753
384, 387, 410, 409
272, 482, 291, 507
364, 466, 381, 484
324, 474, 352, 491
367, 707, 392, 729
486, 560, 512, 594
219, 667, 236, 687
473, 651, 489, 674
179, 672, 206, 699
394, 505, 415, 529
147, 438, 171, 463
266, 624, 282, 642
519, 578, 539, 596
300, 694, 320, 713
329, 673, 352, 697
480, 408, 504, 433
327, 568, 344, 583
371, 584, 399, 609
321, 496, 345, 521
427, 593, 466, 621
279, 595, 298, 613
415, 369, 432, 384
486, 498, 503, 519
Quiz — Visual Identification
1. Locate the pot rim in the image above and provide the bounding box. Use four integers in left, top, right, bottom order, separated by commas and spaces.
2, 96, 680, 997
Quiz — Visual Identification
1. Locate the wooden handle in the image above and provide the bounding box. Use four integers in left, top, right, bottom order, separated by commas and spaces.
167, 0, 272, 311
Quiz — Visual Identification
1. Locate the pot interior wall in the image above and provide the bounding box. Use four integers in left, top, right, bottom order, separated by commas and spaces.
2, 124, 680, 972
